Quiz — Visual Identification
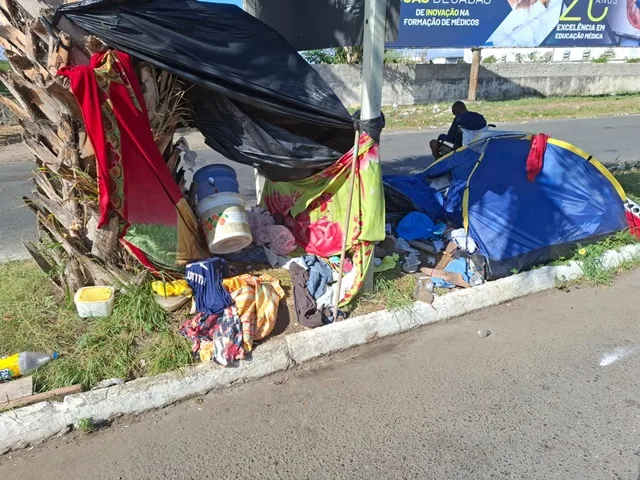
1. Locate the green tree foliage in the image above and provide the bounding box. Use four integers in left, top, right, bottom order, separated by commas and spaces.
301, 47, 414, 65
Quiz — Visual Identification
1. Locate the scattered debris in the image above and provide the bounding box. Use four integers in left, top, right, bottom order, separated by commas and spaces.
0, 385, 82, 412
477, 329, 491, 338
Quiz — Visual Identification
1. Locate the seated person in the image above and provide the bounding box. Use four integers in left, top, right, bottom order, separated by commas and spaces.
430, 101, 487, 158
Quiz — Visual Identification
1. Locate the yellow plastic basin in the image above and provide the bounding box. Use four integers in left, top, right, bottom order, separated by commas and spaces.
76, 286, 113, 303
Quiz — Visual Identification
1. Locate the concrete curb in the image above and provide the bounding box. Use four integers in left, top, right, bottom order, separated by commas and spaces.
2, 243, 639, 453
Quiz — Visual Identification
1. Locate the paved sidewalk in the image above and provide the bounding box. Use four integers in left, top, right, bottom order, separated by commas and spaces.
2, 270, 640, 479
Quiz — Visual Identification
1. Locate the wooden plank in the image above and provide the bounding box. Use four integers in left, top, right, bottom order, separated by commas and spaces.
435, 241, 458, 270
0, 377, 33, 403
0, 384, 81, 412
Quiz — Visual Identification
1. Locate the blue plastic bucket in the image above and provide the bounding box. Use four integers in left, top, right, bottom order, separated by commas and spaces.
193, 164, 240, 200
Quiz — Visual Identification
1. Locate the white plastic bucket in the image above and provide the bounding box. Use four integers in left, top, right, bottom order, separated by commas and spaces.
196, 192, 253, 254
74, 286, 115, 318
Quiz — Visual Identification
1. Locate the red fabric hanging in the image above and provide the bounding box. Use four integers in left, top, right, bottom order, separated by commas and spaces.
59, 50, 209, 271
526, 134, 549, 182
626, 211, 640, 239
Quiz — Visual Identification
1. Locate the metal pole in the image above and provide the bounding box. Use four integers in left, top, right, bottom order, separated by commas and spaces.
468, 48, 481, 101
332, 0, 386, 318
361, 0, 387, 293
360, 0, 387, 120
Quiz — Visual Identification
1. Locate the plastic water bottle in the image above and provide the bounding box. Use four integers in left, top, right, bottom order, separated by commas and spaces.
418, 276, 435, 293
0, 352, 58, 381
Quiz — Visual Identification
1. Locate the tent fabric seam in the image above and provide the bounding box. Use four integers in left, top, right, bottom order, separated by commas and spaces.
462, 151, 486, 232
588, 157, 627, 201
424, 145, 468, 174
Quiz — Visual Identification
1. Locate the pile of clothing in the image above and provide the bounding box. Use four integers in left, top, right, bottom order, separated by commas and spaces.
179, 257, 285, 366
222, 207, 298, 268
375, 211, 485, 293
286, 255, 352, 328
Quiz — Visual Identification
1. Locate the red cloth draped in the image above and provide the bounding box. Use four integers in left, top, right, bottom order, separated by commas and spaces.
526, 134, 549, 182
626, 211, 640, 239
59, 51, 208, 271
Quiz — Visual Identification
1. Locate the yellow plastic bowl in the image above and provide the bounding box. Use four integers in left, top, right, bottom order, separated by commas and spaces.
74, 286, 115, 318
75, 286, 114, 303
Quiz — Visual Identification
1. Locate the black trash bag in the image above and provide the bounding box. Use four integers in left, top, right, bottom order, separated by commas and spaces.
54, 0, 357, 181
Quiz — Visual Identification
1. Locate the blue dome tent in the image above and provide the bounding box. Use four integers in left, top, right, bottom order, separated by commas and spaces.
384, 132, 628, 279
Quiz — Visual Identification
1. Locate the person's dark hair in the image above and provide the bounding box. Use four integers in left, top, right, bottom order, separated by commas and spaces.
452, 101, 467, 115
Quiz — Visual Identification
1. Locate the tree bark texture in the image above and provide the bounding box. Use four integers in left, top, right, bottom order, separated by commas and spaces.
1, 0, 188, 291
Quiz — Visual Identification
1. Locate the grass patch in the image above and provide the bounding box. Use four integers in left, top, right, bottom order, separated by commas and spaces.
433, 287, 452, 296
571, 230, 639, 285
380, 94, 640, 131
613, 169, 640, 202
136, 330, 193, 377
0, 261, 193, 392
114, 283, 168, 334
76, 417, 96, 434
373, 269, 417, 310
345, 268, 417, 317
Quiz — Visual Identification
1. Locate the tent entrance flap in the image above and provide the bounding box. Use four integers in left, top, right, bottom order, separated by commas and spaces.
54, 0, 356, 181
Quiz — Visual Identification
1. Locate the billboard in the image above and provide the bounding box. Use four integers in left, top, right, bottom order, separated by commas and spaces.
388, 0, 640, 48
244, 0, 400, 51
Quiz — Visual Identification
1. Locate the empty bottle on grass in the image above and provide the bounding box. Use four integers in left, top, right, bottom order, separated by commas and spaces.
0, 352, 58, 381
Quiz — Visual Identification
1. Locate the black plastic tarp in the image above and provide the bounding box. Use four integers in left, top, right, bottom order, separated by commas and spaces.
53, 0, 356, 181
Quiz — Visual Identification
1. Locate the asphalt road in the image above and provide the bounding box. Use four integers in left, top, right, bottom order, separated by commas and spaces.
3, 269, 640, 479
0, 160, 37, 262
1, 115, 638, 261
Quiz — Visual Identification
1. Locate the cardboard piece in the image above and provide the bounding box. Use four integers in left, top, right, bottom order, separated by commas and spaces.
421, 267, 471, 289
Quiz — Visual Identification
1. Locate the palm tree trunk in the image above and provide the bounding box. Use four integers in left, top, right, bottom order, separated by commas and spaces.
1, 0, 186, 291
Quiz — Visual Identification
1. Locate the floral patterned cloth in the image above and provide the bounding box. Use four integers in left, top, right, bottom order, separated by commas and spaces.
179, 306, 244, 366
262, 134, 385, 305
